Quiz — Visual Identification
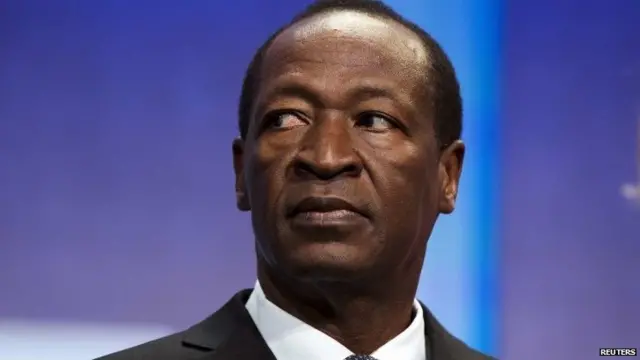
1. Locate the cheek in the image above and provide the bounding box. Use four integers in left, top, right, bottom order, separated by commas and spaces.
371, 139, 436, 190
246, 139, 294, 210
370, 142, 439, 229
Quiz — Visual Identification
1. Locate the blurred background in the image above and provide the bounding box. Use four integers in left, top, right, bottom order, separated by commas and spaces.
1, 0, 638, 359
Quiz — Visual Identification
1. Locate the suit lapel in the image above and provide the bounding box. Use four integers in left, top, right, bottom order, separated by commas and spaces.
420, 301, 489, 360
421, 301, 455, 360
181, 289, 277, 360
179, 289, 484, 360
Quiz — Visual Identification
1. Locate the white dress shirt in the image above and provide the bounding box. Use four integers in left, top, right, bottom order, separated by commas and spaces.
245, 281, 426, 360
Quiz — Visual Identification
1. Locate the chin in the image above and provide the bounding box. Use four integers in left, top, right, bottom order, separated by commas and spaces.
282, 242, 375, 282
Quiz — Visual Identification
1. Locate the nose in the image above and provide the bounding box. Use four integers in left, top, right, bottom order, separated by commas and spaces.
293, 116, 362, 181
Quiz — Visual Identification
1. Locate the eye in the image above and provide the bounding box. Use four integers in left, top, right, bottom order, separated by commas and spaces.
263, 110, 307, 130
355, 112, 397, 131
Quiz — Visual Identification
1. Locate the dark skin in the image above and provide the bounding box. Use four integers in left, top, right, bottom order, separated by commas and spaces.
233, 11, 464, 354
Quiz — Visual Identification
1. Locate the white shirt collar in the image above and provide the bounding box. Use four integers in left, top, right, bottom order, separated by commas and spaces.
245, 281, 426, 360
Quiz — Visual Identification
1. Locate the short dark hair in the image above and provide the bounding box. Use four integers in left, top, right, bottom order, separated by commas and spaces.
238, 0, 462, 147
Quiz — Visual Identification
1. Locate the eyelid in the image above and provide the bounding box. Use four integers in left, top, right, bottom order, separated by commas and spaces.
357, 110, 411, 135
357, 111, 398, 126
268, 109, 308, 122
260, 109, 308, 131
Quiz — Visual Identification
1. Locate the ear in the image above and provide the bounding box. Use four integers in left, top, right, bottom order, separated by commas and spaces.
232, 137, 251, 212
438, 140, 465, 214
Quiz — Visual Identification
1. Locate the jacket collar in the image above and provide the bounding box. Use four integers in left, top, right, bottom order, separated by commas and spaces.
181, 289, 486, 360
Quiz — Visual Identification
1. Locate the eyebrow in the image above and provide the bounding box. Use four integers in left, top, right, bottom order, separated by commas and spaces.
258, 81, 409, 111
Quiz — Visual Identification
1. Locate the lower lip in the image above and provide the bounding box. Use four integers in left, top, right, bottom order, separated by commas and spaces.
290, 210, 366, 227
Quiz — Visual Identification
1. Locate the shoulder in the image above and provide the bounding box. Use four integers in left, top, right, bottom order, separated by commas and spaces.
444, 336, 497, 360
93, 330, 196, 360
431, 325, 497, 360
419, 302, 497, 360
94, 290, 253, 360
433, 330, 497, 360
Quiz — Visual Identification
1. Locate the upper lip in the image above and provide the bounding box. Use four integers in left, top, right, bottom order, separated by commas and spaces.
289, 196, 365, 217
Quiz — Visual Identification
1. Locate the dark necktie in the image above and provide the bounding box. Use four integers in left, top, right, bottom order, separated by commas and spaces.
344, 356, 378, 360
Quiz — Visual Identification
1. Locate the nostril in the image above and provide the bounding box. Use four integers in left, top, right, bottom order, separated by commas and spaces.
342, 164, 360, 176
293, 159, 362, 181
293, 161, 318, 178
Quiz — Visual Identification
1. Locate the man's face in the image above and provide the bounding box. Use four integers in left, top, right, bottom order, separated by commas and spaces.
233, 12, 463, 282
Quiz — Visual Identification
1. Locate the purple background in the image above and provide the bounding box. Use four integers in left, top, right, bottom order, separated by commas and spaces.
1, 0, 638, 359
503, 0, 640, 358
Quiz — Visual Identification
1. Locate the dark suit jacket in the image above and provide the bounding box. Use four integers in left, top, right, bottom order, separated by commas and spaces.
96, 289, 495, 360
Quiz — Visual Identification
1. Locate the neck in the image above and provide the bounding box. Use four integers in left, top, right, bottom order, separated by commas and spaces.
256, 260, 420, 354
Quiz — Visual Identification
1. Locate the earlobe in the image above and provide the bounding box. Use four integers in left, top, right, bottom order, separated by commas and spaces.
237, 192, 251, 212
232, 137, 251, 212
438, 167, 456, 214
440, 181, 457, 214
438, 140, 465, 214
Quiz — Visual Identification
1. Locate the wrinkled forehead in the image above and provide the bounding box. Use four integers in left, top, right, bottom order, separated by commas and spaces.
265, 11, 430, 74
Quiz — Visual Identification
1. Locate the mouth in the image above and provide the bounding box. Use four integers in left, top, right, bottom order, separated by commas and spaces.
289, 196, 364, 217
287, 196, 368, 227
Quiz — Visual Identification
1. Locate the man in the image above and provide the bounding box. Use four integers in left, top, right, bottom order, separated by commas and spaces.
98, 0, 495, 359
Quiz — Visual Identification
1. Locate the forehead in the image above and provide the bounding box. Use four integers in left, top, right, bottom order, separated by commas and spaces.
282, 11, 428, 62
258, 11, 431, 102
